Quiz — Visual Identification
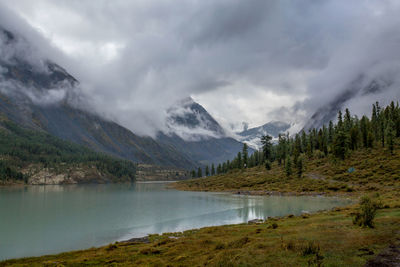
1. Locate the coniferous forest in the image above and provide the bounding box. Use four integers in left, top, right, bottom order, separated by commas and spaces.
193, 101, 400, 178
0, 120, 136, 183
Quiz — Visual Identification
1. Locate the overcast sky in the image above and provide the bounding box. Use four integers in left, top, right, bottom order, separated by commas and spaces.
2, 0, 400, 136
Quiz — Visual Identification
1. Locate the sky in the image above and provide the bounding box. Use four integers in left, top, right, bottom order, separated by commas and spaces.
1, 0, 400, 137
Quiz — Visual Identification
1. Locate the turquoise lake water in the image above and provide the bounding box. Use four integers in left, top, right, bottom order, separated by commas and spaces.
0, 183, 351, 260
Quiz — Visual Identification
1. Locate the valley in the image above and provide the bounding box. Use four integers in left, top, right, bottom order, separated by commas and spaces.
1, 2, 400, 266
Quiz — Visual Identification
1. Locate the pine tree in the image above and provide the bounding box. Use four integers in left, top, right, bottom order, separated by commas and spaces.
285, 155, 292, 177
293, 134, 302, 165
296, 155, 304, 178
349, 126, 359, 150
337, 110, 344, 130
301, 130, 307, 153
211, 163, 215, 175
237, 152, 242, 169
191, 170, 196, 178
385, 118, 395, 154
328, 120, 334, 146
205, 165, 210, 176
277, 134, 287, 165
333, 129, 348, 159
261, 135, 273, 162
242, 143, 248, 168
197, 167, 202, 178
344, 108, 352, 132
360, 116, 369, 148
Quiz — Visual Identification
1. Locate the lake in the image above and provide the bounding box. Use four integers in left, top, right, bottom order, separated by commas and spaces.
0, 183, 351, 260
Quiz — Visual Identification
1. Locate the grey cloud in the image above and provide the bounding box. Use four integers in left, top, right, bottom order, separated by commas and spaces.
2, 0, 400, 136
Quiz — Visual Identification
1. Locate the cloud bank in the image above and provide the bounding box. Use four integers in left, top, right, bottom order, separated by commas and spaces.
1, 0, 400, 136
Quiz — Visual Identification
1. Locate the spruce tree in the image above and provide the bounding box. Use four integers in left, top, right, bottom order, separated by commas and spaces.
217, 164, 222, 174
237, 152, 242, 169
261, 135, 273, 162
360, 116, 369, 148
296, 155, 304, 178
386, 118, 395, 154
242, 143, 248, 168
197, 167, 202, 178
211, 163, 215, 175
205, 165, 210, 176
333, 129, 348, 159
285, 155, 292, 177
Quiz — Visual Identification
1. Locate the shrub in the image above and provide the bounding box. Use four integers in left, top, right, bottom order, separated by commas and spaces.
302, 241, 320, 256
265, 160, 271, 170
352, 196, 378, 228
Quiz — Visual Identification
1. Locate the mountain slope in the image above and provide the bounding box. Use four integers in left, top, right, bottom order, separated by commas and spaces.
0, 26, 247, 169
0, 119, 137, 184
158, 97, 250, 165
303, 76, 395, 131
237, 121, 290, 149
0, 26, 197, 169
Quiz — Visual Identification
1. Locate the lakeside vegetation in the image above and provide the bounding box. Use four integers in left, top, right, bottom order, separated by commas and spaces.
191, 101, 400, 181
1, 101, 399, 266
2, 202, 399, 266
175, 137, 399, 195
181, 102, 400, 195
0, 120, 136, 184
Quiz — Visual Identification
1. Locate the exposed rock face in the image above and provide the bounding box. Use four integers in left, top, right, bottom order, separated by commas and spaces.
22, 164, 122, 185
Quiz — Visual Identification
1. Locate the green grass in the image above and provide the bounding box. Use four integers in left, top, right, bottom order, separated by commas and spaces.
2, 206, 399, 266
2, 139, 400, 266
174, 139, 400, 197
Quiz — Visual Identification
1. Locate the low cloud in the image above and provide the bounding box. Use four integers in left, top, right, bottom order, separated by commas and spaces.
1, 0, 400, 137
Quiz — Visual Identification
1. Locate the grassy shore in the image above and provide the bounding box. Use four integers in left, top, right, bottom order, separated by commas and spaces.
1, 143, 400, 266
1, 206, 399, 266
174, 144, 400, 196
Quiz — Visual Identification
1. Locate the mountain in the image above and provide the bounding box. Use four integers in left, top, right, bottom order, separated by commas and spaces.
303, 75, 394, 131
157, 97, 249, 166
0, 26, 246, 170
0, 26, 197, 169
0, 119, 137, 185
237, 121, 291, 149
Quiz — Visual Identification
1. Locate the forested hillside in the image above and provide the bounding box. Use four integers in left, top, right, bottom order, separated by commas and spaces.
182, 101, 400, 193
0, 120, 136, 184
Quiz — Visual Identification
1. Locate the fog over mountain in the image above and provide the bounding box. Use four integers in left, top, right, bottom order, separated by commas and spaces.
2, 1, 400, 137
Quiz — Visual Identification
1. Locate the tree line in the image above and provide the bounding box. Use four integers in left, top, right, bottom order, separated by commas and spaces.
191, 101, 399, 178
0, 120, 136, 182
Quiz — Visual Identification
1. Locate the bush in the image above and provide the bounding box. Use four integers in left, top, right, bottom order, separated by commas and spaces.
268, 222, 278, 229
352, 196, 378, 228
302, 241, 320, 256
265, 160, 271, 170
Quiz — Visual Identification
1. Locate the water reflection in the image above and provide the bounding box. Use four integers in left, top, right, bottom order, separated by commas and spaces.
0, 183, 351, 260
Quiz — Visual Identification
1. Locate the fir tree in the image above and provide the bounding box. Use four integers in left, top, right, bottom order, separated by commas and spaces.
333, 129, 348, 159
237, 152, 242, 169
285, 155, 292, 177
386, 118, 395, 154
205, 165, 210, 176
296, 155, 304, 178
242, 143, 248, 168
261, 135, 273, 162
